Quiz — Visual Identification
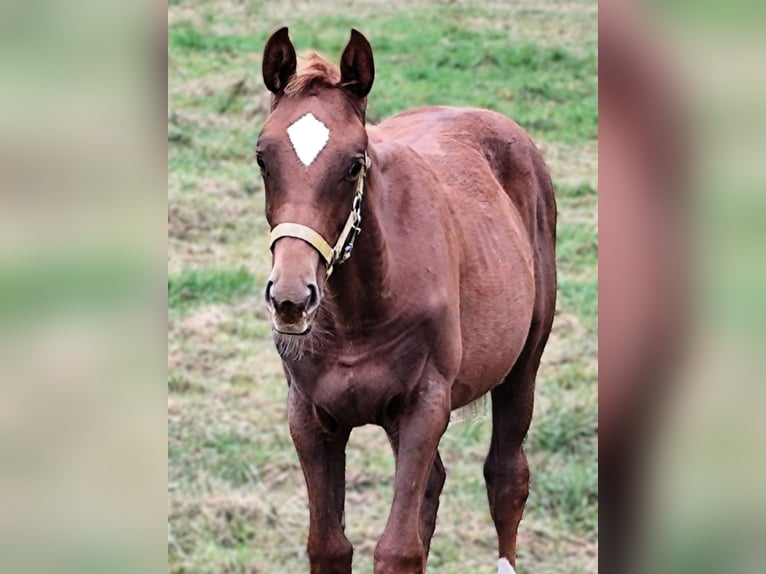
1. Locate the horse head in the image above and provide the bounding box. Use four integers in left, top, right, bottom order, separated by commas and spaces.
257, 27, 375, 335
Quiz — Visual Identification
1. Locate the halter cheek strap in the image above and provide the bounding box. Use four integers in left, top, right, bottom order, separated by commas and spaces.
268, 152, 370, 278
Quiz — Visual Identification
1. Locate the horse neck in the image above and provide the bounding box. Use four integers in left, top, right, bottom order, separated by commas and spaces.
324, 151, 392, 330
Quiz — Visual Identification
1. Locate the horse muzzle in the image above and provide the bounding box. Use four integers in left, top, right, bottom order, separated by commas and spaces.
265, 277, 320, 335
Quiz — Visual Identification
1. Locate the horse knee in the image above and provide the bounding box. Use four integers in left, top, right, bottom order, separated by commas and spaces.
374, 536, 425, 574
307, 532, 353, 573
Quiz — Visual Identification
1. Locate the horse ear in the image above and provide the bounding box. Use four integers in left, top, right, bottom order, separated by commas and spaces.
339, 29, 375, 98
262, 27, 297, 95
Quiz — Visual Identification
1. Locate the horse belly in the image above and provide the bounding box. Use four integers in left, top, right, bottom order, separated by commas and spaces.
451, 216, 535, 409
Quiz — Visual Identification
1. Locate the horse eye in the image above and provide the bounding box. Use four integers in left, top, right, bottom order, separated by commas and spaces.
256, 154, 267, 175
345, 160, 362, 181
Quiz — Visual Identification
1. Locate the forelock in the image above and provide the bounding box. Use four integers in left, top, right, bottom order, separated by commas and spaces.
283, 53, 341, 98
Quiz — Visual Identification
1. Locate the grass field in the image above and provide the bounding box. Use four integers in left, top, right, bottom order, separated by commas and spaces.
168, 1, 597, 572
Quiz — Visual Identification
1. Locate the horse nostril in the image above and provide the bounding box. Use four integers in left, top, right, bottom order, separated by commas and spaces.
266, 280, 318, 319
306, 283, 319, 312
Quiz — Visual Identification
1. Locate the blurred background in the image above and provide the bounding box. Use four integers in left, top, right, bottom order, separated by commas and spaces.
0, 1, 164, 574
0, 0, 764, 573
600, 1, 766, 573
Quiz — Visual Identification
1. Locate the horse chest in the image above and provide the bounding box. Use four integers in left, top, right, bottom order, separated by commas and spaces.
286, 343, 428, 426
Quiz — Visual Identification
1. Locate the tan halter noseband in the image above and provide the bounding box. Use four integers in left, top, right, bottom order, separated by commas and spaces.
268, 153, 370, 278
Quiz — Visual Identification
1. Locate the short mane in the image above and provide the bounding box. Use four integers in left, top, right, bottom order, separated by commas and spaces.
284, 52, 341, 97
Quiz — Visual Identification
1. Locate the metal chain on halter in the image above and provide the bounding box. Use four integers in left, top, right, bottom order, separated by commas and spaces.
337, 152, 369, 264
339, 190, 363, 263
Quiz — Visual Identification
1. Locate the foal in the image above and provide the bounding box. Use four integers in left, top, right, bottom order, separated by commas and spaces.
257, 28, 556, 574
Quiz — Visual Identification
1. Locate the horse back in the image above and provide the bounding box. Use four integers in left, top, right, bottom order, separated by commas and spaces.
373, 106, 555, 243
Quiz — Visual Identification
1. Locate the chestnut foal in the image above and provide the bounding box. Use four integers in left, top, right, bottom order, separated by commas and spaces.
257, 27, 556, 574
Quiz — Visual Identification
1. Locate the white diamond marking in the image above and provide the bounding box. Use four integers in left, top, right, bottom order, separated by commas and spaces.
287, 113, 330, 166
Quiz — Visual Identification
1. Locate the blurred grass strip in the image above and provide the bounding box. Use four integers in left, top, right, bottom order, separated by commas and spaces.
0, 254, 149, 323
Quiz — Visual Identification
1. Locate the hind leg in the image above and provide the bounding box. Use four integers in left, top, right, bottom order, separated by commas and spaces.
484, 362, 534, 573
484, 312, 552, 572
420, 452, 446, 552
486, 137, 556, 572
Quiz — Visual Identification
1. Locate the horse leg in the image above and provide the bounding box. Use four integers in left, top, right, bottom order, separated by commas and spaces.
484, 328, 549, 574
387, 433, 447, 554
419, 451, 446, 553
375, 376, 450, 574
287, 385, 353, 574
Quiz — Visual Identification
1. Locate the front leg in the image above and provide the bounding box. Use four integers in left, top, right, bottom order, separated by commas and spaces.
386, 436, 446, 556
375, 376, 451, 574
287, 385, 352, 574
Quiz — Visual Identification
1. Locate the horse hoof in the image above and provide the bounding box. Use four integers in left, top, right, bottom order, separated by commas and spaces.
498, 557, 516, 574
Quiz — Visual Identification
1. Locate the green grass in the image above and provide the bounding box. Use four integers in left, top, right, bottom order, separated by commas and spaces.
557, 181, 598, 198
168, 268, 256, 310
168, 14, 597, 144
170, 26, 264, 54
168, 1, 597, 572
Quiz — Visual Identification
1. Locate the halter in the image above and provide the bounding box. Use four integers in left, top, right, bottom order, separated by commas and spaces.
268, 152, 370, 278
